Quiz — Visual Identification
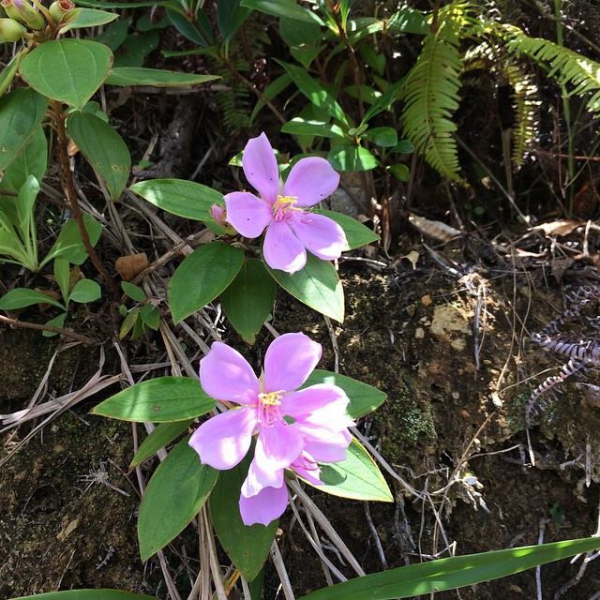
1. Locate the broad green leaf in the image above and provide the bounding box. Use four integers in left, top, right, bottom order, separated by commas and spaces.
281, 118, 345, 139
0, 288, 64, 311
42, 213, 103, 266
313, 210, 379, 250
241, 0, 324, 25
311, 439, 392, 502
221, 258, 276, 344
95, 16, 132, 50
20, 40, 113, 109
113, 30, 159, 68
59, 8, 119, 33
167, 7, 213, 46
10, 591, 156, 600
0, 51, 22, 96
54, 257, 70, 303
267, 254, 344, 322
303, 369, 386, 419
122, 281, 146, 302
279, 15, 322, 47
69, 278, 101, 304
42, 312, 67, 337
16, 175, 39, 231
362, 79, 404, 124
388, 164, 410, 181
328, 145, 379, 171
138, 436, 218, 560
105, 67, 220, 87
387, 7, 429, 35
92, 376, 215, 422
210, 451, 278, 581
363, 126, 398, 148
0, 89, 47, 171
278, 61, 349, 127
250, 73, 292, 123
169, 243, 244, 323
1, 126, 48, 194
299, 537, 600, 600
139, 304, 160, 330
217, 0, 251, 42
130, 420, 192, 468
67, 111, 130, 200
130, 179, 222, 221
393, 139, 415, 154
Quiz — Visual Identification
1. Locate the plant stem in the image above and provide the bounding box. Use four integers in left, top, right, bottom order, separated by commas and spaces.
52, 102, 119, 298
0, 313, 95, 344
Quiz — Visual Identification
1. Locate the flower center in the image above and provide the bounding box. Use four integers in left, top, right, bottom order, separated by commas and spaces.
272, 195, 300, 221
257, 390, 284, 427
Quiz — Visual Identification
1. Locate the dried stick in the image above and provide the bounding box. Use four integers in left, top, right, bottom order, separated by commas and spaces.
0, 314, 95, 344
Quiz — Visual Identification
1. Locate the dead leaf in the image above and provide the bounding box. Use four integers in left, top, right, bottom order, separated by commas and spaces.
409, 213, 461, 241
115, 253, 149, 281
532, 220, 583, 237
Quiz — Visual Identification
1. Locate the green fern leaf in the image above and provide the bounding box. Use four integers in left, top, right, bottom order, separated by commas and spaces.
503, 25, 600, 115
504, 60, 539, 167
401, 31, 462, 181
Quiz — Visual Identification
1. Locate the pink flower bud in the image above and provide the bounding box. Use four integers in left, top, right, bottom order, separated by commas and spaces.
48, 0, 75, 22
1, 0, 44, 30
210, 204, 226, 224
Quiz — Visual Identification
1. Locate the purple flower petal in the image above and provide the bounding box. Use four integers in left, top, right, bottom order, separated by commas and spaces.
263, 333, 322, 392
280, 384, 352, 429
282, 157, 340, 207
224, 192, 272, 238
242, 133, 280, 205
255, 421, 304, 470
297, 426, 352, 463
239, 483, 289, 526
288, 212, 347, 261
241, 458, 284, 498
199, 342, 259, 404
262, 220, 307, 273
189, 407, 256, 469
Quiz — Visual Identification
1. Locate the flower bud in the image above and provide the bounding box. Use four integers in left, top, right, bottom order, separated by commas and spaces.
1, 0, 45, 30
48, 0, 74, 23
0, 17, 26, 41
209, 204, 236, 234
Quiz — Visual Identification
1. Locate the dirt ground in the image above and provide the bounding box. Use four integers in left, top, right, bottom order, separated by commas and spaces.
3, 247, 600, 599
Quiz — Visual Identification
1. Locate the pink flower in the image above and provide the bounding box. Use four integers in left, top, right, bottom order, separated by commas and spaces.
224, 133, 347, 274
189, 333, 353, 526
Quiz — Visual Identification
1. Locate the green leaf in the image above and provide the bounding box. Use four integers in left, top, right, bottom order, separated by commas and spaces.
393, 139, 415, 154
313, 210, 379, 250
388, 164, 410, 182
92, 376, 215, 422
281, 118, 345, 139
42, 312, 67, 338
130, 420, 192, 468
122, 281, 146, 302
10, 591, 156, 600
42, 213, 103, 267
113, 31, 159, 68
250, 73, 292, 123
169, 243, 244, 324
19, 40, 113, 109
59, 8, 119, 33
328, 145, 378, 172
363, 126, 398, 148
266, 253, 344, 322
140, 304, 160, 330
0, 89, 47, 171
299, 537, 600, 600
1, 125, 48, 194
69, 278, 101, 303
0, 51, 22, 97
311, 439, 392, 502
105, 67, 220, 87
278, 61, 349, 127
0, 288, 64, 311
210, 451, 278, 581
54, 257, 71, 304
387, 7, 429, 35
130, 179, 223, 221
362, 79, 404, 124
95, 16, 132, 50
67, 111, 130, 200
138, 436, 218, 560
217, 0, 251, 42
240, 0, 324, 25
221, 258, 276, 344
303, 369, 386, 419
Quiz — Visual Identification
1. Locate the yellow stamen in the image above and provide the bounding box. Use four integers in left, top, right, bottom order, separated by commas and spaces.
273, 195, 300, 213
258, 391, 283, 406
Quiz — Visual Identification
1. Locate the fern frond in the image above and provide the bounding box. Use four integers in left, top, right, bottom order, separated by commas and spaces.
401, 31, 462, 181
504, 60, 539, 166
502, 25, 600, 114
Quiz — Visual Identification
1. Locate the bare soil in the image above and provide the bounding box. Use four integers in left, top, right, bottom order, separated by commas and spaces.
3, 251, 600, 599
